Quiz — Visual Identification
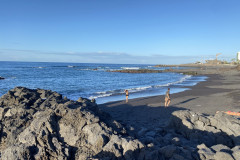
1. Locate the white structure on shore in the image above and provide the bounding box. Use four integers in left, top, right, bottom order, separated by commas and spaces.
238, 52, 240, 61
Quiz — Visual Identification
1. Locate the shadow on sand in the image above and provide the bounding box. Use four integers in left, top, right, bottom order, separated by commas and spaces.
99, 101, 187, 131
176, 97, 199, 105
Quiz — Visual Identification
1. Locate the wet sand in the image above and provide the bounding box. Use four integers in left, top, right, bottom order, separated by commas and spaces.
99, 67, 240, 132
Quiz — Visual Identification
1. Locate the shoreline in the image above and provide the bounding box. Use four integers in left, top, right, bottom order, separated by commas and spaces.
99, 68, 240, 131
95, 74, 206, 104
96, 64, 238, 104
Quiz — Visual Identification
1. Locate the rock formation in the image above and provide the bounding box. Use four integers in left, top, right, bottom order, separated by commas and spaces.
107, 69, 163, 73
0, 87, 240, 159
0, 87, 145, 159
168, 110, 240, 160
0, 76, 4, 80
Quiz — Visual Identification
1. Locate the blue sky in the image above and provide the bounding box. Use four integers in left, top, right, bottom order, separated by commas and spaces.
0, 0, 239, 64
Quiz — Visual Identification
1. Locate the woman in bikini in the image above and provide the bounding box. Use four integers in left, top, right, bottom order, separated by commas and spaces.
124, 89, 129, 103
165, 88, 171, 107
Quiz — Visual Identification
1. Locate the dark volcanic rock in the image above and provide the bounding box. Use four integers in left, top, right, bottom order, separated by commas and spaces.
108, 69, 163, 73
168, 110, 240, 159
169, 110, 240, 147
1, 87, 240, 159
0, 87, 145, 159
182, 71, 198, 75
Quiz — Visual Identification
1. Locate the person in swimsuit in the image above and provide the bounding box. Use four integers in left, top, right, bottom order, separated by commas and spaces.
124, 89, 129, 103
165, 88, 171, 107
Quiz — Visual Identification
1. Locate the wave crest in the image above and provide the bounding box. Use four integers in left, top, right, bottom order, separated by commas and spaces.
89, 75, 192, 99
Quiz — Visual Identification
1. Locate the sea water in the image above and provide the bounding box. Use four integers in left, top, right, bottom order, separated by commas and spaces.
0, 61, 207, 104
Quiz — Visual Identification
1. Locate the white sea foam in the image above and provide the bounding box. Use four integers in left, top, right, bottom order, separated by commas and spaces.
90, 75, 192, 99
91, 86, 153, 99
33, 66, 44, 69
96, 91, 107, 94
89, 93, 112, 99
128, 86, 152, 93
76, 68, 93, 71
156, 75, 192, 87
121, 67, 140, 70
175, 75, 192, 84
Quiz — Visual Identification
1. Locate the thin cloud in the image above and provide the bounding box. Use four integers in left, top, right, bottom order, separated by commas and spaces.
0, 49, 131, 57
0, 48, 233, 64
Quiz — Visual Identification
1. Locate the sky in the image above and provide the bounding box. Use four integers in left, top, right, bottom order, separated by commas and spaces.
0, 0, 239, 64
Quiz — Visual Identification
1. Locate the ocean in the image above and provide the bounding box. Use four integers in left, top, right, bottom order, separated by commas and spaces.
0, 61, 207, 104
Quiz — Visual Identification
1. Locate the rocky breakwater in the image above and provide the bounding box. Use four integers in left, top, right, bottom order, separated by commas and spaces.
0, 87, 240, 159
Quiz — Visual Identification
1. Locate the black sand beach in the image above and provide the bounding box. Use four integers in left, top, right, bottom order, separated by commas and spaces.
99, 66, 240, 132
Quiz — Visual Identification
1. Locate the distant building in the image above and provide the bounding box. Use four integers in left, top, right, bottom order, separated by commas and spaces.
238, 52, 240, 61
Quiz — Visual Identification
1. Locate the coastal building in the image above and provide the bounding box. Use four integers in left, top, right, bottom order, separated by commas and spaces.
237, 52, 240, 61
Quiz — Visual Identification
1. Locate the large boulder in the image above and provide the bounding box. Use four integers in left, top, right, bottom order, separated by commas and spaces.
168, 110, 240, 147
0, 87, 146, 159
168, 110, 240, 159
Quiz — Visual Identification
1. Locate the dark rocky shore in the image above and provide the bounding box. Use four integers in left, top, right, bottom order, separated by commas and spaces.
107, 64, 237, 75
0, 87, 240, 159
107, 69, 163, 73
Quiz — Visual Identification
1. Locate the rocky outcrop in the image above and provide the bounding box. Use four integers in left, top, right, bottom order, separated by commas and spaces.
0, 87, 240, 159
0, 87, 145, 159
108, 69, 163, 73
168, 110, 240, 159
0, 76, 4, 80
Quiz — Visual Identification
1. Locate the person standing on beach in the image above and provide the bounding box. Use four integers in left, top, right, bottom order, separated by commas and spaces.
165, 88, 171, 107
124, 89, 129, 103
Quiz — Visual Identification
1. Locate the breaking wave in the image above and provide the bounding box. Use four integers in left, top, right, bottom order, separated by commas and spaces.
89, 75, 192, 99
